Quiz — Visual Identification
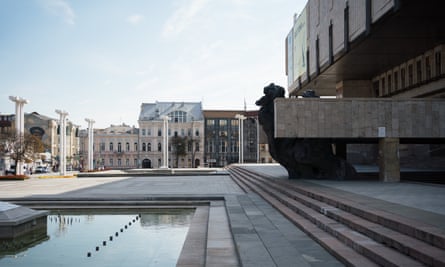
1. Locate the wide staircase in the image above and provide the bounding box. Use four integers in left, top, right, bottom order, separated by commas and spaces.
227, 165, 445, 267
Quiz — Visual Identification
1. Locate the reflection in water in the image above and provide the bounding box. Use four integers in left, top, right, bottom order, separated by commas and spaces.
1, 209, 195, 267
48, 215, 82, 237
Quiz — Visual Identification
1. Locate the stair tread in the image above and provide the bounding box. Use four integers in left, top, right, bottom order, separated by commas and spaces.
229, 167, 445, 267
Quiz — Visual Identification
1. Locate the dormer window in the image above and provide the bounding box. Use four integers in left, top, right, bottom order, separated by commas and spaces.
168, 111, 187, 123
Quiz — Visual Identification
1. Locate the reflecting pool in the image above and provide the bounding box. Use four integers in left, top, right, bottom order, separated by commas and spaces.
0, 209, 194, 267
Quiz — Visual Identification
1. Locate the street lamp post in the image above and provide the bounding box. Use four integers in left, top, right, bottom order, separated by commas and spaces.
55, 109, 69, 176
85, 118, 95, 171
235, 114, 246, 164
9, 96, 29, 175
160, 115, 170, 168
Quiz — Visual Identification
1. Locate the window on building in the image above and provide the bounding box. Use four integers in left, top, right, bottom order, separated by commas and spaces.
174, 131, 178, 137
373, 80, 379, 96
109, 142, 113, 151
416, 60, 422, 83
147, 129, 151, 136
231, 141, 238, 153
158, 129, 162, 136
168, 111, 187, 123
126, 158, 129, 166
134, 142, 138, 151
117, 142, 122, 152
381, 77, 386, 95
187, 142, 192, 152
168, 129, 171, 136
220, 119, 227, 127
168, 144, 171, 152
181, 129, 185, 136
219, 140, 227, 153
134, 158, 138, 167
408, 64, 413, 86
426, 56, 431, 80
208, 140, 214, 153
100, 142, 105, 151
435, 51, 442, 76
148, 143, 151, 152
118, 159, 121, 166
187, 128, 192, 136
394, 71, 398, 91
195, 129, 199, 136
158, 158, 161, 167
142, 129, 146, 136
195, 142, 200, 152
158, 143, 162, 152
231, 119, 238, 126
110, 158, 113, 166
126, 142, 130, 151
142, 143, 146, 152
401, 68, 406, 88
387, 74, 392, 93
207, 119, 214, 126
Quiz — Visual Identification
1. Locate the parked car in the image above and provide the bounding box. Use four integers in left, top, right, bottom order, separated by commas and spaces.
5, 165, 27, 175
5, 166, 16, 175
35, 166, 48, 173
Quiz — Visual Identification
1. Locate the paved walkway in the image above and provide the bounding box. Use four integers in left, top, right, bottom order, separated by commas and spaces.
2, 164, 444, 266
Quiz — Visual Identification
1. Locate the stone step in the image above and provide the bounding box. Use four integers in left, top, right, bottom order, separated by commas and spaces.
237, 166, 445, 251
233, 168, 445, 267
229, 170, 378, 267
229, 167, 445, 267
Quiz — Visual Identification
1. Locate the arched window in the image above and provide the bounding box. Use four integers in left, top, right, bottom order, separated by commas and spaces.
118, 142, 122, 152
142, 143, 146, 152
134, 142, 138, 151
109, 142, 114, 151
148, 143, 151, 152
158, 143, 162, 152
126, 142, 130, 151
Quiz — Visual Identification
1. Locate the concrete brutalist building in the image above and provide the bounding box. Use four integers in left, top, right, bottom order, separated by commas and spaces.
283, 0, 445, 181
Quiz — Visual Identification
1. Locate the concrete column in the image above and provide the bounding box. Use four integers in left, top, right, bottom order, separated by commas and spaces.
85, 118, 95, 171
336, 80, 373, 98
378, 138, 400, 182
161, 115, 170, 168
235, 114, 246, 163
56, 110, 68, 176
9, 96, 29, 175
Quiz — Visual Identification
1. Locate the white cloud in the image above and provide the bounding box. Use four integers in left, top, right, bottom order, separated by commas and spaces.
127, 14, 144, 25
162, 0, 209, 37
40, 0, 76, 25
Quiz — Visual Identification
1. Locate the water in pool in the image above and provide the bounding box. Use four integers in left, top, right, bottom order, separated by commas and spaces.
0, 209, 194, 267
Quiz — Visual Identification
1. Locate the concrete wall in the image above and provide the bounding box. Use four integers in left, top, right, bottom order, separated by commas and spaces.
275, 98, 445, 139
304, 0, 395, 80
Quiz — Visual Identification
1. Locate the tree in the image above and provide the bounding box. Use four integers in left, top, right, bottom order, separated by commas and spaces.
0, 131, 44, 173
170, 135, 187, 168
186, 136, 200, 168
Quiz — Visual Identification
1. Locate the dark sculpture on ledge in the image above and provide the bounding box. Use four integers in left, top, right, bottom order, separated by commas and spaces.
255, 83, 356, 179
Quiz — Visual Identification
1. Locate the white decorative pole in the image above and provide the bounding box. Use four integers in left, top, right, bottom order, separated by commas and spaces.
85, 118, 95, 171
235, 114, 246, 164
160, 115, 170, 168
55, 110, 69, 176
9, 96, 29, 175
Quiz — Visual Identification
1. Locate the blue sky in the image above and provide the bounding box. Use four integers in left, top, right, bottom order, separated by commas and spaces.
0, 0, 305, 128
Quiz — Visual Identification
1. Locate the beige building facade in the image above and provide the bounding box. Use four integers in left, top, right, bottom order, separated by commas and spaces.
138, 102, 204, 168
0, 112, 80, 172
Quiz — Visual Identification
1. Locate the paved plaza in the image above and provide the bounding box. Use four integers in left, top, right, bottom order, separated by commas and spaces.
1, 164, 444, 266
